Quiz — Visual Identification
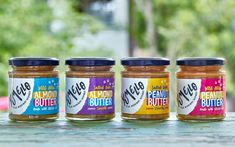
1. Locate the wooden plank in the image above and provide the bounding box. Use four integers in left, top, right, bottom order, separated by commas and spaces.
0, 113, 235, 146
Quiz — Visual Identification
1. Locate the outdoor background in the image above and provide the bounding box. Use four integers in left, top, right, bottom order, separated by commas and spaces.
0, 0, 235, 112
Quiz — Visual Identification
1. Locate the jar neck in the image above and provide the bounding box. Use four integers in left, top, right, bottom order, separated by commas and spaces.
123, 66, 167, 72
12, 66, 56, 71
68, 66, 113, 72
179, 65, 223, 72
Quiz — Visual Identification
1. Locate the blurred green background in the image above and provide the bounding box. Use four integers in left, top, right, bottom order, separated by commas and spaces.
0, 0, 235, 111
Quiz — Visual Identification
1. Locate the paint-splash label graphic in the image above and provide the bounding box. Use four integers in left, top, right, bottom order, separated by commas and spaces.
177, 78, 225, 115
66, 77, 115, 115
121, 78, 169, 115
9, 78, 59, 115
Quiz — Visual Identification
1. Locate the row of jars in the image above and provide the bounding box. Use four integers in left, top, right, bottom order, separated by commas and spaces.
8, 57, 226, 121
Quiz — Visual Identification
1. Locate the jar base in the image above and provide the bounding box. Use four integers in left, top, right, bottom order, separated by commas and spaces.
121, 113, 169, 121
9, 114, 58, 122
177, 114, 225, 122
66, 113, 115, 121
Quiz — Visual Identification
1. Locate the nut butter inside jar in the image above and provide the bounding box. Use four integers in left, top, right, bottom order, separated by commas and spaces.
176, 57, 226, 121
121, 57, 170, 120
8, 58, 60, 121
65, 58, 115, 121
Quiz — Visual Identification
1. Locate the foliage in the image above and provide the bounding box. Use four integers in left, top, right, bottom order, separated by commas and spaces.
0, 0, 105, 96
133, 0, 235, 96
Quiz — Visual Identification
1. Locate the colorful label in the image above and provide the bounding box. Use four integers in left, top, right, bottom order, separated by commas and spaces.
8, 78, 59, 115
66, 77, 115, 115
177, 78, 226, 115
121, 78, 169, 115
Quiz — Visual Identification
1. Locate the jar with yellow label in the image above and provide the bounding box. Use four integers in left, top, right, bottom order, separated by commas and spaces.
65, 58, 115, 121
8, 58, 60, 121
121, 57, 170, 120
176, 57, 226, 121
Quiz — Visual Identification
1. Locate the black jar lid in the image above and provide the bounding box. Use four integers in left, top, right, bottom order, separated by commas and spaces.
121, 57, 170, 66
65, 57, 115, 66
177, 57, 225, 66
9, 57, 59, 66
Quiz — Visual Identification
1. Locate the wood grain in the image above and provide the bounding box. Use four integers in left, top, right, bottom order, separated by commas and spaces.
0, 113, 235, 147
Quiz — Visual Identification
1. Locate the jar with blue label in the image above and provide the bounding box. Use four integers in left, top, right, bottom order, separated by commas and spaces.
8, 58, 60, 121
65, 58, 115, 121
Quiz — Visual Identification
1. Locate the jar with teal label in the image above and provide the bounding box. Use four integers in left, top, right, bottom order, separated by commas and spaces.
8, 58, 60, 121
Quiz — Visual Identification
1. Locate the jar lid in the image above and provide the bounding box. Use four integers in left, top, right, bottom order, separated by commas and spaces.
177, 57, 225, 66
121, 57, 170, 66
9, 57, 59, 66
65, 58, 115, 66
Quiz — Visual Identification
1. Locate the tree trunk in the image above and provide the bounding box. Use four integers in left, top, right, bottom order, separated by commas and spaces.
128, 0, 135, 57
142, 0, 158, 56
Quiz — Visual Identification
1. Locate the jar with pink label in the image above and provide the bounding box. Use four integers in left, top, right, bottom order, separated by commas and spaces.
176, 57, 226, 121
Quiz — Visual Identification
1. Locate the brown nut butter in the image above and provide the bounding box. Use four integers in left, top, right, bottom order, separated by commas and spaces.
65, 58, 115, 121
176, 57, 226, 121
8, 58, 59, 121
121, 58, 170, 120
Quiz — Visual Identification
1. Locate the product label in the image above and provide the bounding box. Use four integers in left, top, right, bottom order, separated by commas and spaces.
8, 78, 59, 115
121, 78, 169, 115
66, 77, 115, 115
177, 78, 225, 115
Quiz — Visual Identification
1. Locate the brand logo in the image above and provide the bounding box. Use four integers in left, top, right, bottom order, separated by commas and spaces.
9, 82, 31, 107
122, 81, 145, 106
178, 82, 198, 106
66, 82, 86, 105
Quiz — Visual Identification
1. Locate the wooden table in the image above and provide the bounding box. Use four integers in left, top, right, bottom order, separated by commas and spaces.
0, 113, 235, 147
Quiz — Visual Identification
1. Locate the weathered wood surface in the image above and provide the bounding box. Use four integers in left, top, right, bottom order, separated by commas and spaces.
0, 113, 235, 147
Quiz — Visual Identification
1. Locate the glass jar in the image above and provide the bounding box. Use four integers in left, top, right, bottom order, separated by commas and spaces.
8, 58, 60, 121
176, 57, 226, 121
65, 58, 115, 121
121, 58, 170, 120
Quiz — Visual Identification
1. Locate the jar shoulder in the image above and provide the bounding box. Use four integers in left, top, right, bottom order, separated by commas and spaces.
176, 70, 225, 78
9, 70, 59, 78
66, 70, 114, 78
121, 71, 169, 78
